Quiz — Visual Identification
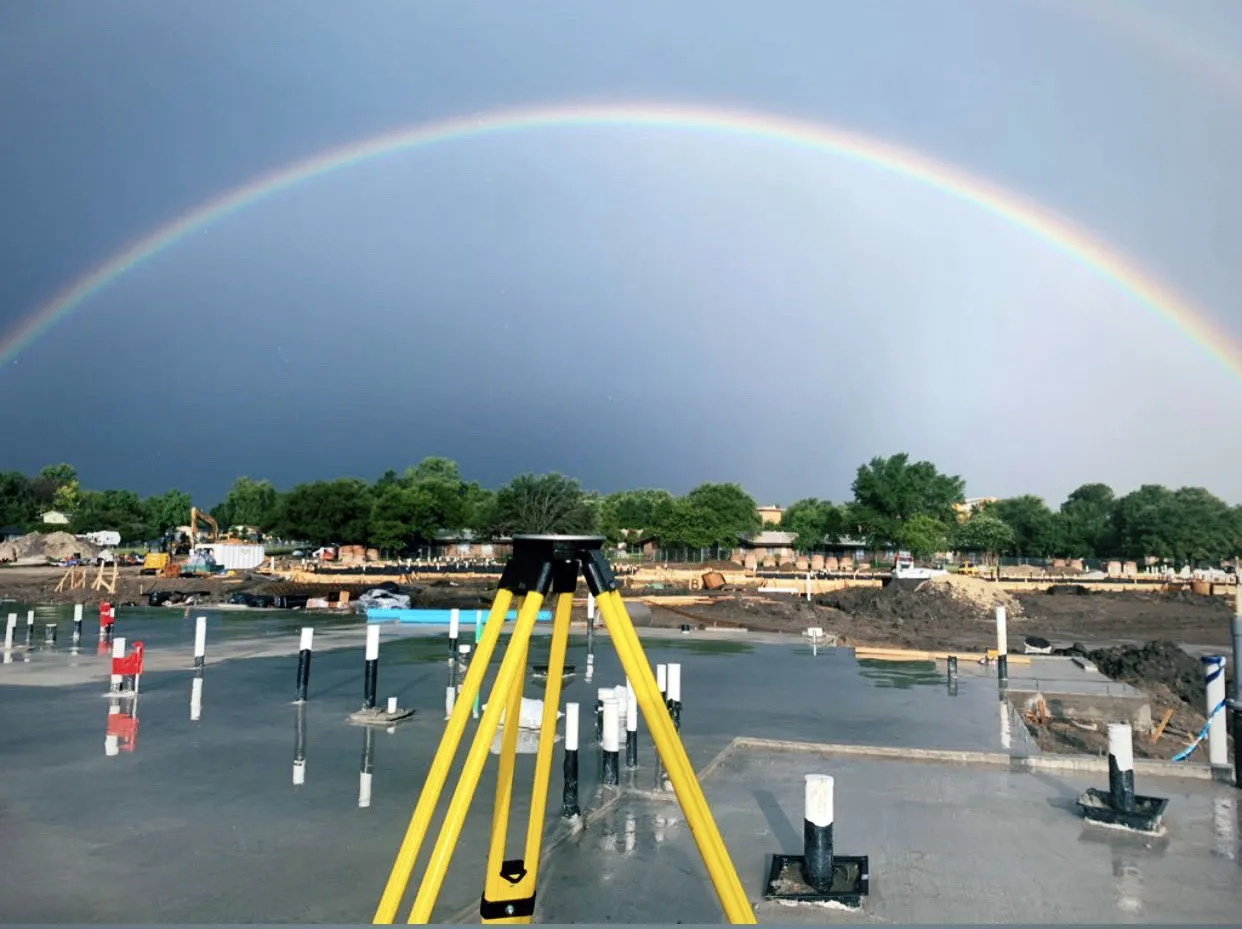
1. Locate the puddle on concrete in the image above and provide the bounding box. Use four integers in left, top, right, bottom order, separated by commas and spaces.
643, 637, 754, 656
855, 658, 945, 689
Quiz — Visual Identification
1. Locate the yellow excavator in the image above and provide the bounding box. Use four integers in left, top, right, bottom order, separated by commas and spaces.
142, 507, 221, 576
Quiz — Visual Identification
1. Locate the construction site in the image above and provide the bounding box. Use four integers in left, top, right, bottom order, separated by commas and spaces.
2, 533, 1240, 922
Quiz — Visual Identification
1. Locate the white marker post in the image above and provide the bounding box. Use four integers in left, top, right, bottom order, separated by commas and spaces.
667, 663, 682, 730
806, 571, 813, 602
25, 610, 34, 647
586, 593, 596, 682
625, 679, 639, 769
561, 702, 581, 819
4, 613, 16, 651
601, 698, 620, 786
193, 616, 207, 671
295, 627, 314, 702
802, 774, 836, 893
448, 608, 460, 660
657, 663, 667, 698
73, 603, 83, 647
363, 624, 380, 710
995, 606, 1009, 682
110, 636, 126, 694
1202, 655, 1228, 769
1108, 722, 1135, 811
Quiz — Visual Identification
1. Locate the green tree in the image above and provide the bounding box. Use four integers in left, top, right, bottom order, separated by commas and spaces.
780, 498, 845, 551
488, 473, 597, 535
655, 482, 760, 549
72, 489, 148, 542
899, 513, 951, 560
368, 484, 421, 552
402, 457, 462, 486
143, 489, 192, 541
849, 453, 965, 547
1057, 483, 1117, 556
953, 513, 1015, 563
988, 495, 1058, 557
211, 477, 280, 532
599, 488, 676, 544
0, 471, 35, 529
274, 479, 373, 545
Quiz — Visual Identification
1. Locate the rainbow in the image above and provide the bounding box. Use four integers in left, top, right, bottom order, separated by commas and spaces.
3, 100, 1238, 379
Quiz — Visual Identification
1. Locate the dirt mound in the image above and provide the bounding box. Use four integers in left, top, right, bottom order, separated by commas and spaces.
916, 574, 1021, 615
0, 531, 100, 563
1086, 640, 1209, 709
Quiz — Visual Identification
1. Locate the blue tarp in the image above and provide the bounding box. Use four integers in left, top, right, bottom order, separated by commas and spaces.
365, 608, 553, 624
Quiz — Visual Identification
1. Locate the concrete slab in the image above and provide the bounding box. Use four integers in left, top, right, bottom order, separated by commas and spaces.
535, 743, 1242, 924
0, 603, 1219, 923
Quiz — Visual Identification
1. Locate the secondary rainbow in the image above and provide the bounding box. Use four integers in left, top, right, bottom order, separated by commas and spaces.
3, 101, 1237, 379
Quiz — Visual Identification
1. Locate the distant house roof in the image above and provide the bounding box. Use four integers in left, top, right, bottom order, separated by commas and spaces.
41, 511, 70, 525
737, 531, 798, 547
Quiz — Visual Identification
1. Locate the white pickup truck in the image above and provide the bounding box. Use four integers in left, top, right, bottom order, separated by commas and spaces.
892, 551, 947, 580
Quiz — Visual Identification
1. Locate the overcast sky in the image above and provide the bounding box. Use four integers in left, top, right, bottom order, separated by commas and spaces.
3, 0, 1242, 508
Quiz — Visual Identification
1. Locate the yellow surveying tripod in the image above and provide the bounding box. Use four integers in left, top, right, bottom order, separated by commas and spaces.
372, 534, 755, 924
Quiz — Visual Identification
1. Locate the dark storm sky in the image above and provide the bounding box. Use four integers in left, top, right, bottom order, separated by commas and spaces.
3, 0, 1242, 507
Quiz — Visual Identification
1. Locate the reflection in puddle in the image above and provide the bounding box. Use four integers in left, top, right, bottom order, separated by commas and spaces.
855, 659, 943, 689
292, 703, 307, 787
359, 726, 375, 808
104, 696, 138, 756
1113, 848, 1143, 915
190, 671, 204, 722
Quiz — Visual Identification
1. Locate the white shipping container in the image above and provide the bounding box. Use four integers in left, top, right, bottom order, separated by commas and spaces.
209, 543, 266, 571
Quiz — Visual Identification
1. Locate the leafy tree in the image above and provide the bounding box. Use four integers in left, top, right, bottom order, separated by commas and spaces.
274, 479, 373, 545
489, 473, 596, 535
655, 482, 760, 549
899, 513, 951, 560
599, 489, 676, 544
461, 483, 496, 533
402, 457, 461, 486
849, 454, 965, 547
144, 489, 192, 540
211, 477, 279, 532
72, 489, 148, 542
780, 498, 844, 551
988, 495, 1058, 557
368, 484, 421, 552
0, 471, 35, 529
953, 513, 1015, 562
1056, 483, 1117, 557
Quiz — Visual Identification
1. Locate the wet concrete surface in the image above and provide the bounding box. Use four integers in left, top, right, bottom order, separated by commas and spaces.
0, 604, 1228, 923
539, 746, 1242, 924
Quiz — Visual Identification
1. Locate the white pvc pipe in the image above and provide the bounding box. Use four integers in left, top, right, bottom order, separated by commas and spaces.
995, 606, 1008, 655
449, 608, 460, 639
602, 699, 620, 752
387, 696, 398, 714
587, 593, 595, 620
805, 774, 834, 828
4, 613, 14, 650
1108, 723, 1134, 771
626, 682, 638, 732
194, 616, 207, 659
667, 663, 682, 703
445, 685, 456, 719
1204, 656, 1228, 767
656, 663, 667, 693
565, 702, 579, 752
365, 624, 380, 661
74, 604, 83, 623
299, 627, 314, 651
26, 610, 34, 628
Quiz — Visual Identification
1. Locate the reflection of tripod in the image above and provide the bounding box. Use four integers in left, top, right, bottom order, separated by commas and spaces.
373, 535, 754, 925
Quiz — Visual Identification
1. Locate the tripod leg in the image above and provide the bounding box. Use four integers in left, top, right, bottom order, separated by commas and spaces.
522, 589, 573, 866
481, 608, 532, 898
594, 588, 756, 924
372, 590, 515, 924
406, 589, 551, 924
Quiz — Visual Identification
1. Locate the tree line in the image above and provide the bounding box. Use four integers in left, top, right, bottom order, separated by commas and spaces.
2, 454, 1240, 564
